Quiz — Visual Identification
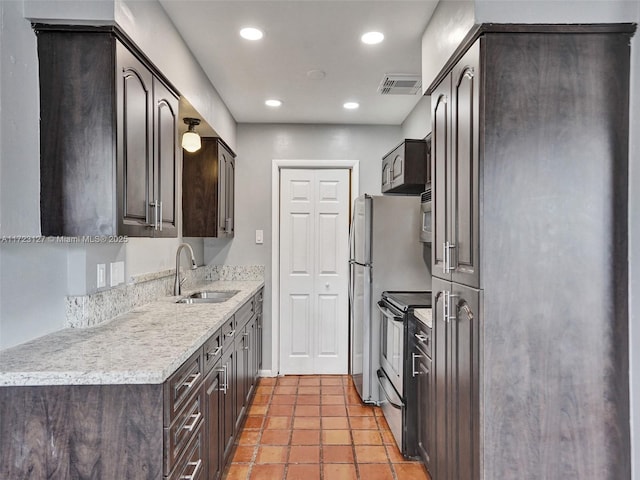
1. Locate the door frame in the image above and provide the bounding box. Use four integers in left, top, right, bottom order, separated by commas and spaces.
270, 159, 360, 376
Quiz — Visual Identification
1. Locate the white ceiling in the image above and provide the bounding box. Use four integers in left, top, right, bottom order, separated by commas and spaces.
159, 0, 438, 125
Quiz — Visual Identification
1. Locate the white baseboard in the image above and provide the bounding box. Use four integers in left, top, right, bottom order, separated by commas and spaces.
258, 369, 277, 377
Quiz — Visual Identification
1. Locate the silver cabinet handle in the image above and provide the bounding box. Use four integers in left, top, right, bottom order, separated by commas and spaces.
226, 329, 235, 338
158, 201, 163, 231
180, 459, 202, 480
182, 372, 201, 390
243, 331, 250, 350
412, 352, 422, 377
443, 291, 459, 323
206, 346, 222, 360
221, 365, 229, 394
216, 366, 227, 394
415, 333, 428, 343
183, 412, 202, 432
444, 241, 456, 273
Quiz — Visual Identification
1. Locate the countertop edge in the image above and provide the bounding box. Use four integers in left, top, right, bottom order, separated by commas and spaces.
0, 280, 265, 387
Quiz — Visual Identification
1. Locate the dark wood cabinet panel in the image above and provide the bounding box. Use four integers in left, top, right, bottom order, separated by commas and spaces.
381, 139, 428, 195
36, 25, 179, 238
154, 78, 179, 237
204, 365, 223, 480
429, 24, 633, 480
183, 138, 236, 238
38, 30, 117, 237
0, 384, 164, 480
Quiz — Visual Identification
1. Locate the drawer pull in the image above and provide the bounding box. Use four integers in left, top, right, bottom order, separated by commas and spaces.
180, 459, 202, 480
219, 365, 228, 394
206, 346, 222, 359
182, 372, 201, 390
415, 333, 428, 343
412, 352, 422, 378
226, 329, 235, 338
183, 412, 202, 432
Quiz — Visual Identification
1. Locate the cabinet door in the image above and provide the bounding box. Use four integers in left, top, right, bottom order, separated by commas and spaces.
432, 278, 449, 480
416, 347, 432, 474
450, 283, 480, 480
221, 348, 236, 464
391, 153, 404, 186
433, 277, 480, 480
116, 42, 153, 236
217, 145, 226, 237
450, 42, 481, 288
153, 78, 178, 237
381, 158, 392, 192
226, 155, 235, 237
234, 330, 247, 432
205, 366, 223, 480
432, 79, 451, 280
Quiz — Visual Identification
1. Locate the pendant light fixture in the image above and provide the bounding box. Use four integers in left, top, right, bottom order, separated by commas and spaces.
182, 118, 202, 153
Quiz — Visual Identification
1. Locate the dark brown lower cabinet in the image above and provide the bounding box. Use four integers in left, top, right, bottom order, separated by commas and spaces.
0, 289, 264, 480
433, 278, 480, 480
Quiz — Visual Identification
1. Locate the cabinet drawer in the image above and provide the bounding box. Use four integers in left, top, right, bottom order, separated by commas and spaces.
203, 330, 223, 372
167, 419, 205, 480
165, 349, 204, 424
221, 317, 236, 351
235, 299, 254, 329
164, 385, 204, 474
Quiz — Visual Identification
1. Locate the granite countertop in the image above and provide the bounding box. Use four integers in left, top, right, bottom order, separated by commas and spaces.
413, 307, 432, 329
0, 280, 264, 387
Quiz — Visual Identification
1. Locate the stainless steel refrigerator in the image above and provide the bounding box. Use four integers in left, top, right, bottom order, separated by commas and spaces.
348, 194, 430, 404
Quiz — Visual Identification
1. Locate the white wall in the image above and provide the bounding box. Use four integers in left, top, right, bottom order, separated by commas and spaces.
205, 123, 402, 371
402, 95, 432, 140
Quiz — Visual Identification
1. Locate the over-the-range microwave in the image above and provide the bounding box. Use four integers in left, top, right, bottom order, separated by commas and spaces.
419, 188, 432, 243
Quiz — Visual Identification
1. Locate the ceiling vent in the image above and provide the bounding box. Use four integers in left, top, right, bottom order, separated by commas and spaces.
377, 74, 422, 95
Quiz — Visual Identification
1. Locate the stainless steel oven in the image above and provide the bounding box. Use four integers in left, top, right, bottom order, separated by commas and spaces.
377, 291, 431, 456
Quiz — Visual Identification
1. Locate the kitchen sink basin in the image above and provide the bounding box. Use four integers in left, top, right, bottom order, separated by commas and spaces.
176, 290, 240, 304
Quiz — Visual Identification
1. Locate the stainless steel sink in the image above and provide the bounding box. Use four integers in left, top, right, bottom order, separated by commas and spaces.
176, 290, 240, 304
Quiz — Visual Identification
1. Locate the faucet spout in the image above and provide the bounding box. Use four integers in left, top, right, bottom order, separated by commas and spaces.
174, 243, 198, 296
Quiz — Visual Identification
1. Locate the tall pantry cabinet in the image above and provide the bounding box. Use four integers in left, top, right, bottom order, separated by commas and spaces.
429, 24, 634, 480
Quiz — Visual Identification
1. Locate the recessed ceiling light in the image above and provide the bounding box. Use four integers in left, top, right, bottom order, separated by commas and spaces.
307, 69, 326, 80
343, 102, 359, 110
240, 27, 263, 41
361, 31, 384, 45
265, 99, 282, 107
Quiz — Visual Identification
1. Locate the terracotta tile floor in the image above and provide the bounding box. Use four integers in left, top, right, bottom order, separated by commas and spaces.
223, 375, 431, 480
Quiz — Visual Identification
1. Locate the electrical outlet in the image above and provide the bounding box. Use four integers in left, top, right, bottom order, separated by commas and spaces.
97, 264, 106, 288
256, 229, 264, 244
110, 261, 125, 287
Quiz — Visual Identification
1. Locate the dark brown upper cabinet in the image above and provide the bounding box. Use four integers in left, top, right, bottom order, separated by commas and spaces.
182, 137, 236, 238
381, 138, 429, 195
36, 25, 179, 237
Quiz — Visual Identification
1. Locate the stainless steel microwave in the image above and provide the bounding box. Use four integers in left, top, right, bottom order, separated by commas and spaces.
419, 189, 432, 243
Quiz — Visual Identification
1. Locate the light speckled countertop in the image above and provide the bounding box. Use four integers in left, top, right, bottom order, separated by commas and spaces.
0, 280, 263, 387
413, 308, 432, 329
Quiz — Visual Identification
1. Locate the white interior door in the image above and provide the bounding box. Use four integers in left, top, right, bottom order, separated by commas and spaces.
279, 168, 350, 374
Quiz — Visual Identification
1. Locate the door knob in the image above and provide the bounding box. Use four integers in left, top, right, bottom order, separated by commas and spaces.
325, 282, 330, 289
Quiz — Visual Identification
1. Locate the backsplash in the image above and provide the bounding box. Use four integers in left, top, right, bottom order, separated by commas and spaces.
66, 265, 265, 328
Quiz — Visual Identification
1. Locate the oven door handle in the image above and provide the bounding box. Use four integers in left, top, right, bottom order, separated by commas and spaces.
376, 301, 404, 322
376, 369, 403, 410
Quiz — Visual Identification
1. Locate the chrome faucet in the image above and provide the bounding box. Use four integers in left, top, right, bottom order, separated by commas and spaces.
174, 243, 198, 296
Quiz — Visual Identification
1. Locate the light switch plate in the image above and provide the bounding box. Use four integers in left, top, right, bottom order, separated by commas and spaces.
97, 264, 106, 288
110, 261, 125, 287
256, 229, 264, 244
